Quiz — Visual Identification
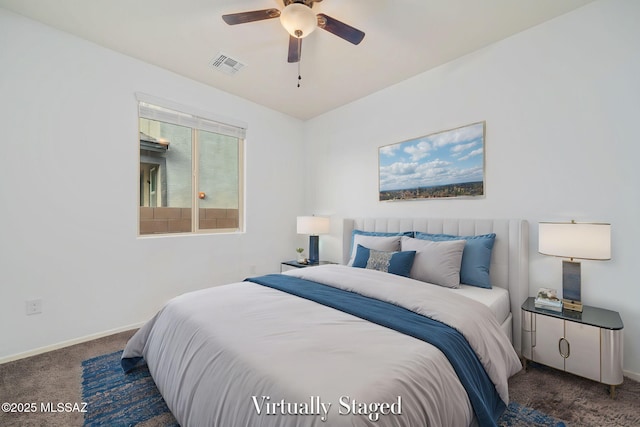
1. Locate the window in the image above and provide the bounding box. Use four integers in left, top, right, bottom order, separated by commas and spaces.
138, 96, 245, 235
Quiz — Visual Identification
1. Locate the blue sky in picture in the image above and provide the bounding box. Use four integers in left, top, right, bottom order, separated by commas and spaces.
379, 122, 485, 192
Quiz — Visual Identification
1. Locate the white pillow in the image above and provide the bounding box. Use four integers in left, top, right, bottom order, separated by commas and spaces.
348, 235, 403, 266
400, 236, 465, 288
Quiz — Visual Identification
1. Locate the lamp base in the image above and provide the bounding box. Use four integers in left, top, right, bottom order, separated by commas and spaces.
308, 235, 319, 264
562, 260, 582, 312
562, 299, 583, 312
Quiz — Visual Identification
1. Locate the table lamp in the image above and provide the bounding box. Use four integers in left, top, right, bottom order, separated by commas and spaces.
296, 216, 330, 264
538, 221, 611, 312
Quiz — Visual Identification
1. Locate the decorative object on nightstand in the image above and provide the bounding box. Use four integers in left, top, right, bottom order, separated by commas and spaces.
534, 288, 562, 312
297, 216, 330, 264
295, 247, 306, 263
538, 221, 611, 312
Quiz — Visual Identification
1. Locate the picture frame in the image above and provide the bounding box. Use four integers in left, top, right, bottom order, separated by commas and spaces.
379, 121, 486, 201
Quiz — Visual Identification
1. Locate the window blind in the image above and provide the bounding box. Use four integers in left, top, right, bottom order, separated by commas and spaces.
136, 93, 247, 139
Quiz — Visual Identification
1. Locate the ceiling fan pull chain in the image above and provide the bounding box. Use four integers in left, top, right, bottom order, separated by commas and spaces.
297, 61, 302, 88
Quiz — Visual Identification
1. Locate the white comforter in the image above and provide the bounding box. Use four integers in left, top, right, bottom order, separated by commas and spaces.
123, 265, 521, 427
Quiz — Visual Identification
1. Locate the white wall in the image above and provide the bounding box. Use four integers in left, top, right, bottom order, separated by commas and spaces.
0, 9, 305, 360
304, 0, 640, 376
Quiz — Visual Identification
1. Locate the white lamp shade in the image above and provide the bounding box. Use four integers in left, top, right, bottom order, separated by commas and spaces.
539, 222, 611, 260
280, 3, 317, 38
297, 216, 330, 235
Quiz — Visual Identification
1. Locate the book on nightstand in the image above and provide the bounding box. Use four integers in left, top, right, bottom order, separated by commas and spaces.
535, 287, 563, 312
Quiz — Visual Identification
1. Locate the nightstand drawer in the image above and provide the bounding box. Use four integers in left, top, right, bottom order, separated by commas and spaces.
564, 321, 600, 382
532, 314, 564, 371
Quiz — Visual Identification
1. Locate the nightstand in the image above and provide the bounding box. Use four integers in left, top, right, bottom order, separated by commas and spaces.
521, 297, 624, 397
280, 260, 336, 272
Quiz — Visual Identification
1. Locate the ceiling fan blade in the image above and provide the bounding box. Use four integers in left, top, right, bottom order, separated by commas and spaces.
288, 36, 302, 63
317, 13, 365, 45
222, 9, 281, 25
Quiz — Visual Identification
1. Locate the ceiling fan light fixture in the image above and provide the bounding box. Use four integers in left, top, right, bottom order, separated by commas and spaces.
280, 3, 316, 38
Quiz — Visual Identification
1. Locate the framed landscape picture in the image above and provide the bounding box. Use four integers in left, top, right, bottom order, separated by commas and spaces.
379, 121, 485, 201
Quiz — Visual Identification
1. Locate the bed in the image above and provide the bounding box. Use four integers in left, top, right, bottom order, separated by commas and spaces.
122, 217, 529, 427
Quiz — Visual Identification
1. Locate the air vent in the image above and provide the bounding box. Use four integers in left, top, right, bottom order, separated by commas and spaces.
210, 52, 246, 75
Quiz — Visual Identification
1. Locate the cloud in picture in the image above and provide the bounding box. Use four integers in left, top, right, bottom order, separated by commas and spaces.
379, 122, 485, 199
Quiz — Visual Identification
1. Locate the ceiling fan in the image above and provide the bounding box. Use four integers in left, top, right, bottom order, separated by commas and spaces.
222, 0, 365, 63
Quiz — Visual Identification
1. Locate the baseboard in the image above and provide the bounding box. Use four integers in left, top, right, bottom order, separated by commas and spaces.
0, 322, 144, 365
624, 369, 640, 382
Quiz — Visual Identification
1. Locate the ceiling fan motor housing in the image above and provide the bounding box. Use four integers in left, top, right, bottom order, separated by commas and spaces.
283, 0, 320, 7
280, 1, 318, 38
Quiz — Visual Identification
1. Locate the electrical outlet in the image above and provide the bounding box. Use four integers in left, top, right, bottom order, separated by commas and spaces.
26, 299, 42, 315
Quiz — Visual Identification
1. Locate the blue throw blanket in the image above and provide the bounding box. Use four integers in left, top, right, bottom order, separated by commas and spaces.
246, 274, 505, 427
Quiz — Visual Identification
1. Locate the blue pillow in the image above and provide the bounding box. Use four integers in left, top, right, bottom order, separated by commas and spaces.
414, 232, 496, 288
352, 244, 416, 277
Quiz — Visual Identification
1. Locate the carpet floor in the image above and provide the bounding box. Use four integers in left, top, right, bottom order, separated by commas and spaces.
1, 329, 638, 426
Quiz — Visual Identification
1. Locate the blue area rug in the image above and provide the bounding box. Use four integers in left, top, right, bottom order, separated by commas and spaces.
82, 351, 566, 426
81, 350, 178, 426
500, 402, 566, 427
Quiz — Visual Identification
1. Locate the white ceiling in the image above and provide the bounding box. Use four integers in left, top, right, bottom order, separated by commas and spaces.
1, 0, 595, 120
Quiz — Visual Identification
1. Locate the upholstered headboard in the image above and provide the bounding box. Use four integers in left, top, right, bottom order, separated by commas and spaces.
342, 218, 529, 355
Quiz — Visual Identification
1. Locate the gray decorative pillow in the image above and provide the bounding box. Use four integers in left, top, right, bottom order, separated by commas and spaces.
367, 249, 395, 271
400, 236, 465, 288
348, 235, 403, 266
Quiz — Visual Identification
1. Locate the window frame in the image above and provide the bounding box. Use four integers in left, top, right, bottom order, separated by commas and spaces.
137, 94, 247, 237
